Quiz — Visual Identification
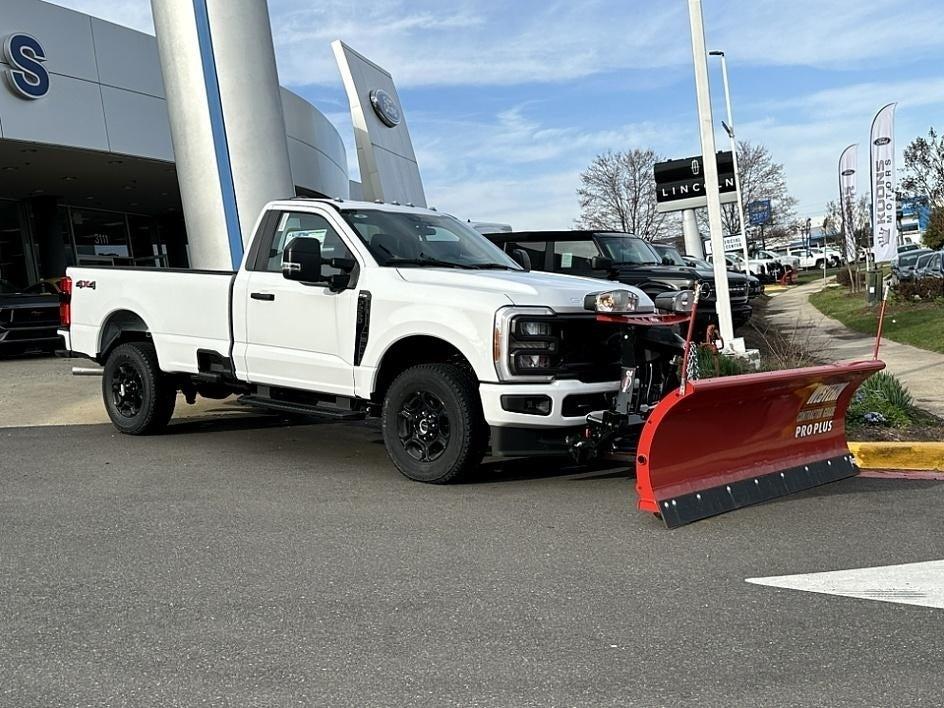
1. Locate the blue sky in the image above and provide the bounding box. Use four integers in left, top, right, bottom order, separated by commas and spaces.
52, 0, 944, 229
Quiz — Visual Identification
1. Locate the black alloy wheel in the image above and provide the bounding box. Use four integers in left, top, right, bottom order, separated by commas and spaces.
112, 363, 145, 418
381, 363, 488, 484
397, 390, 451, 462
102, 341, 176, 435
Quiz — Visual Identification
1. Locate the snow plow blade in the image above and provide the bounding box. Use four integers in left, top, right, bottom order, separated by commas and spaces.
636, 360, 885, 528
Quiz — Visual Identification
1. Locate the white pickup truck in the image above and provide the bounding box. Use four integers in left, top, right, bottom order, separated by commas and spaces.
60, 199, 679, 483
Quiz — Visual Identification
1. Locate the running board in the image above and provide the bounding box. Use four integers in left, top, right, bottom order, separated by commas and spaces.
238, 394, 367, 421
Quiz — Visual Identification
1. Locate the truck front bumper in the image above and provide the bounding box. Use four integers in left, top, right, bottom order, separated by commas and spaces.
480, 379, 617, 436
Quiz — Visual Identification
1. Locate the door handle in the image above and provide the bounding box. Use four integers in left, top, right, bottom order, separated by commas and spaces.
250, 292, 275, 301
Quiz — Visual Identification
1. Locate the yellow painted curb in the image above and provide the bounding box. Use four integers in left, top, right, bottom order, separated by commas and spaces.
764, 285, 788, 293
848, 442, 944, 472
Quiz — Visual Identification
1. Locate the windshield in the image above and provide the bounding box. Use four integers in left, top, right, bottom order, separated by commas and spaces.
900, 251, 929, 267
340, 209, 519, 270
595, 234, 659, 265
653, 244, 686, 266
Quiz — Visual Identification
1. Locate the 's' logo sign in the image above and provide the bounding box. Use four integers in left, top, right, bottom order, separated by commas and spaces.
4, 34, 49, 100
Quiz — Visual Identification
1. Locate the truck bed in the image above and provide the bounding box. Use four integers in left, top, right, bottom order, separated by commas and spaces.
66, 266, 235, 373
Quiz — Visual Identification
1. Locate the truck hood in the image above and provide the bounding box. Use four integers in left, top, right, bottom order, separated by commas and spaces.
395, 268, 654, 312
612, 263, 749, 285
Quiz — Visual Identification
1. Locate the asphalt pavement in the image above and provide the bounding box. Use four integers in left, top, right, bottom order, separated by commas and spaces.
2, 415, 943, 707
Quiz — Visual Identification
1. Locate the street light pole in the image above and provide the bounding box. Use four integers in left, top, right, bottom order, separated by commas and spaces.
688, 0, 735, 348
709, 49, 750, 280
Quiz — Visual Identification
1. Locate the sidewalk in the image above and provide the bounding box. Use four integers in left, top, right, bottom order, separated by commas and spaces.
765, 281, 944, 417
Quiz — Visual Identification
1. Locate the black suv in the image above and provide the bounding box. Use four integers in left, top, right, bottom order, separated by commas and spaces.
487, 230, 752, 330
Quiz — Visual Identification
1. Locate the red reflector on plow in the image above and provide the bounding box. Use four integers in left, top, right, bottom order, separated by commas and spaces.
636, 359, 885, 527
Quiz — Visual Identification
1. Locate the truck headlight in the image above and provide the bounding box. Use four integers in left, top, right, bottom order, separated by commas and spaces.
517, 320, 553, 337
654, 289, 695, 313
493, 307, 561, 381
583, 290, 639, 313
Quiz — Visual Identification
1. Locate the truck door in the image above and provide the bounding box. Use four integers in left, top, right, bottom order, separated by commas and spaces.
241, 209, 359, 396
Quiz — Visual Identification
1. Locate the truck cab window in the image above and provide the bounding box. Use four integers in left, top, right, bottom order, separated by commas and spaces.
553, 240, 600, 274
263, 212, 353, 275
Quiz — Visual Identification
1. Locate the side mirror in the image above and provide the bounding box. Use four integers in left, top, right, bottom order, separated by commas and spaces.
282, 237, 323, 283
591, 256, 614, 271
509, 248, 532, 271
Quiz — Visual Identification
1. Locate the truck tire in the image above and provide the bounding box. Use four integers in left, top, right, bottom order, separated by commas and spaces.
102, 341, 176, 435
381, 363, 487, 484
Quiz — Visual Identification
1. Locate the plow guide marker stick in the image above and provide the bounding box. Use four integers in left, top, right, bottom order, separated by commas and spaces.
635, 360, 885, 527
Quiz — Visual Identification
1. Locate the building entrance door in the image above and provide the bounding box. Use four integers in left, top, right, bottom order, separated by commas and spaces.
0, 201, 31, 289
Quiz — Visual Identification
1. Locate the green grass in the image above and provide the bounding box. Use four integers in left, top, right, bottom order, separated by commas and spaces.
809, 286, 944, 354
795, 267, 841, 285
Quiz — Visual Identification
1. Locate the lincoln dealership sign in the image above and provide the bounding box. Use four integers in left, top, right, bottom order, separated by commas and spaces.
3, 33, 49, 99
653, 152, 738, 213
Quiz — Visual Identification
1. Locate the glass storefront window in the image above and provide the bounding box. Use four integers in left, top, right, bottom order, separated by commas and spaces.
128, 214, 167, 267
0, 201, 29, 290
58, 206, 76, 268
71, 208, 132, 266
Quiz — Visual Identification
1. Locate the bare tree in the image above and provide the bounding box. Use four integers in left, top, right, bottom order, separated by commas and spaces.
824, 195, 870, 292
576, 149, 672, 240
699, 140, 797, 242
901, 127, 944, 206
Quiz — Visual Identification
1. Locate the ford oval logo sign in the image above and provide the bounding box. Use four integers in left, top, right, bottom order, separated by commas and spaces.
369, 88, 401, 128
873, 136, 891, 146
3, 33, 49, 99
841, 169, 855, 176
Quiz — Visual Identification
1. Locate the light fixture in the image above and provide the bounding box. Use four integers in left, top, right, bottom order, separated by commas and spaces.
62, 176, 76, 181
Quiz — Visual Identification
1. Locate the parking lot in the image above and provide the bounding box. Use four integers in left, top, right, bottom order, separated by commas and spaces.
3, 393, 943, 706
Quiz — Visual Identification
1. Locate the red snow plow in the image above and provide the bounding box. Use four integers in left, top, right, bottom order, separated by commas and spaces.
571, 287, 886, 527
634, 359, 883, 527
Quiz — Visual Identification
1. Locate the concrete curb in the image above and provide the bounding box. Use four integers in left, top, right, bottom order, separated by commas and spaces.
849, 442, 944, 473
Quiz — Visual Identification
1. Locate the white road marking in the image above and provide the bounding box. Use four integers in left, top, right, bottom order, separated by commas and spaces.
747, 560, 944, 609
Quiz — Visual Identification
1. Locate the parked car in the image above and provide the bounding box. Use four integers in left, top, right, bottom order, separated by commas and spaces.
898, 243, 925, 254
683, 255, 763, 299
914, 251, 943, 280
753, 248, 800, 271
650, 243, 686, 267
892, 248, 933, 281
779, 248, 821, 270
726, 251, 784, 283
716, 251, 783, 283
891, 248, 931, 282
486, 231, 752, 331
816, 247, 844, 267
0, 279, 63, 355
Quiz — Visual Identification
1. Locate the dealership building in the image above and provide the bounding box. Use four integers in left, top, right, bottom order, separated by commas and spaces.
0, 0, 355, 289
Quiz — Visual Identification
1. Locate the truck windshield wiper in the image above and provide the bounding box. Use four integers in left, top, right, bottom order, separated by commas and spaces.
465, 263, 515, 270
384, 256, 471, 269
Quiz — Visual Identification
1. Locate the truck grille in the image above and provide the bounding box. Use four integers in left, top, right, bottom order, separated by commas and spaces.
556, 316, 621, 383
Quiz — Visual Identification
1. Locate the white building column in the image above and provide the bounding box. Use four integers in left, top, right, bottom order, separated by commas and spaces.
681, 209, 703, 259
150, 0, 295, 270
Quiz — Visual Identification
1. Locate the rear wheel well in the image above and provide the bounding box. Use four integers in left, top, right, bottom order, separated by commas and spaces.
373, 336, 476, 405
98, 310, 150, 361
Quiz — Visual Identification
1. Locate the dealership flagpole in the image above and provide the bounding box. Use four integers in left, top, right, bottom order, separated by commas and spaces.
687, 0, 734, 348
710, 50, 750, 279
870, 103, 898, 264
